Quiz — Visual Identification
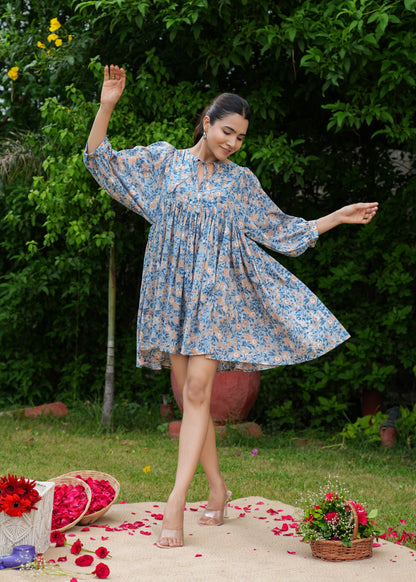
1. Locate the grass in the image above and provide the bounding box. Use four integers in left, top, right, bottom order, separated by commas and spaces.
1, 405, 416, 546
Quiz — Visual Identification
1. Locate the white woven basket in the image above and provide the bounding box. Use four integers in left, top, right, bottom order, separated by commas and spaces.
0, 480, 55, 557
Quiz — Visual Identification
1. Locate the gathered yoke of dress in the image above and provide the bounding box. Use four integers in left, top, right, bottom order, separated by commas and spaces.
84, 138, 349, 371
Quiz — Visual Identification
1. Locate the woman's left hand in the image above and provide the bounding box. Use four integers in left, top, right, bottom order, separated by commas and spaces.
316, 202, 379, 235
339, 202, 379, 225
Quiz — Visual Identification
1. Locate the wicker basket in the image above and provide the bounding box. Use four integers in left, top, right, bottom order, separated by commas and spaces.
60, 470, 120, 525
49, 476, 92, 532
310, 500, 374, 561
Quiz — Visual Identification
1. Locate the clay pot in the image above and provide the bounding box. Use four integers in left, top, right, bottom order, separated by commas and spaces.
379, 426, 397, 448
159, 403, 175, 420
171, 369, 261, 423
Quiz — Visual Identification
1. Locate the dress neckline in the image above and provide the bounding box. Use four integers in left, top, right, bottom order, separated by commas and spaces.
182, 147, 229, 166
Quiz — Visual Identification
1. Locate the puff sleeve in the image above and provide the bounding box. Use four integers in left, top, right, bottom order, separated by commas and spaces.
238, 167, 318, 257
83, 138, 175, 224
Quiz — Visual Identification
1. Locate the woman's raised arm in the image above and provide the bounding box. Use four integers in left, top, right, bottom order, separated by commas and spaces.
86, 64, 126, 154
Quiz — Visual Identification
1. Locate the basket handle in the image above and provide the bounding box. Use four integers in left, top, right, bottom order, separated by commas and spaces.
344, 499, 359, 540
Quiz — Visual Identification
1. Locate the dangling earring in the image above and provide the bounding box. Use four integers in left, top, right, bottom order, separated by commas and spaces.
203, 130, 207, 140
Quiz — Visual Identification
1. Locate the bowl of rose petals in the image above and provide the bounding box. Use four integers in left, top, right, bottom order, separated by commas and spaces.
49, 476, 92, 532
61, 471, 120, 525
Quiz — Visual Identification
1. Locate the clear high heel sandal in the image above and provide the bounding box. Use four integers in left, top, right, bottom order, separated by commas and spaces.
198, 490, 232, 526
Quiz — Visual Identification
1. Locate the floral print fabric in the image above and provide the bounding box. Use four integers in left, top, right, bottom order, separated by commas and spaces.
84, 138, 350, 371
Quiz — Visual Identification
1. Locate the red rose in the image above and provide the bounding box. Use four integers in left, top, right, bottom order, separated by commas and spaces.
93, 563, 110, 579
349, 501, 368, 525
75, 554, 94, 567
95, 547, 110, 558
50, 530, 66, 547
305, 513, 315, 523
71, 539, 83, 555
324, 512, 340, 524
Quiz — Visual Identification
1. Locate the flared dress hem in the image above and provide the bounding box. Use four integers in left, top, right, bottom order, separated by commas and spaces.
136, 333, 351, 372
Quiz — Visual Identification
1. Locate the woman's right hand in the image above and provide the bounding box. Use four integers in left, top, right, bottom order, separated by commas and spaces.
100, 64, 126, 109
85, 64, 126, 153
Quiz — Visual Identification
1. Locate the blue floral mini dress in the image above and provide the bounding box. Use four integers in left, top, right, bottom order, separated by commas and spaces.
84, 138, 350, 371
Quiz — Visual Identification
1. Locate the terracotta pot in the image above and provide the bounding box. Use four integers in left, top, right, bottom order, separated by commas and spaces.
159, 403, 175, 420
171, 369, 261, 423
379, 426, 397, 448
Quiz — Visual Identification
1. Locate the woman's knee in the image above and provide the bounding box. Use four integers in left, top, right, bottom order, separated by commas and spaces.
183, 376, 211, 407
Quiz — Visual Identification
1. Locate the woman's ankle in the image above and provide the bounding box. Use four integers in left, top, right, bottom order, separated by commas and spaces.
167, 488, 187, 507
208, 476, 227, 495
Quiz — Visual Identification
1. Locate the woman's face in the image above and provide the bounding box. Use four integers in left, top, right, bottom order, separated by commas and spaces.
203, 113, 249, 162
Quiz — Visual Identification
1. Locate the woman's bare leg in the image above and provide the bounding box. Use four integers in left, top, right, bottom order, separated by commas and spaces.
170, 355, 227, 512
157, 354, 219, 548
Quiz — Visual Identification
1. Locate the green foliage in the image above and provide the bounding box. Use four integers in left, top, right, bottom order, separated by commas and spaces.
340, 412, 387, 443
294, 0, 416, 141
0, 2, 93, 131
341, 405, 416, 448
397, 405, 416, 448
29, 91, 115, 248
1, 0, 416, 427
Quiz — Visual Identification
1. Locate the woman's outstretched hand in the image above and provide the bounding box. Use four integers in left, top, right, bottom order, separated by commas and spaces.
339, 202, 379, 225
100, 64, 126, 109
316, 202, 379, 235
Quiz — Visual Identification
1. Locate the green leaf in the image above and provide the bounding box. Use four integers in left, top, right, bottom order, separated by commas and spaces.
287, 27, 297, 43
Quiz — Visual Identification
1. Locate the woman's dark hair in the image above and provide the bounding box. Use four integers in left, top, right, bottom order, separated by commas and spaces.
193, 93, 251, 145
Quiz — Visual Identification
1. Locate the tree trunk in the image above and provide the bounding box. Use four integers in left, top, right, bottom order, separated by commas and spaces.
102, 244, 116, 425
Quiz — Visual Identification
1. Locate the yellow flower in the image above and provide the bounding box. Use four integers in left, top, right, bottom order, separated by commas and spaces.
37, 41, 46, 49
7, 67, 19, 81
55, 38, 62, 47
47, 33, 58, 42
142, 465, 151, 474
49, 18, 61, 32
68, 35, 73, 41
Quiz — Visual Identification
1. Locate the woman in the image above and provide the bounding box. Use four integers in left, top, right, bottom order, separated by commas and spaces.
84, 64, 378, 549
